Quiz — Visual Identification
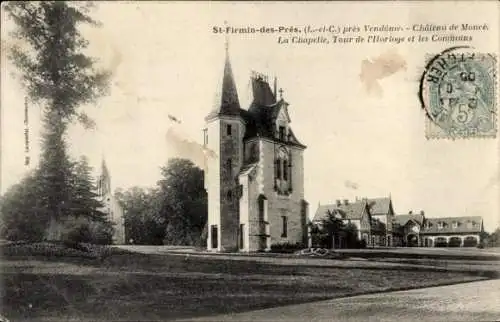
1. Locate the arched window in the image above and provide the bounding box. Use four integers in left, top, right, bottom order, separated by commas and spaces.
283, 160, 288, 180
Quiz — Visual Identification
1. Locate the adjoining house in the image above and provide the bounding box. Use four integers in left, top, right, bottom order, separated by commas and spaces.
392, 211, 425, 247
204, 46, 308, 252
367, 197, 396, 246
314, 198, 485, 248
313, 199, 373, 247
419, 216, 484, 247
393, 212, 484, 247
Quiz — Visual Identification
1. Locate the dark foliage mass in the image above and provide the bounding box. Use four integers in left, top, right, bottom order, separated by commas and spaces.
115, 158, 208, 246
3, 2, 111, 241
0, 157, 114, 243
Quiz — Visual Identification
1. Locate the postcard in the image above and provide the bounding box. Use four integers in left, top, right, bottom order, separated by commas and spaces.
1, 1, 499, 321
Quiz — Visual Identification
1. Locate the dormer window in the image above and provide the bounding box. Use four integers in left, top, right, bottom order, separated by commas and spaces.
452, 222, 458, 229
279, 126, 286, 141
437, 222, 444, 229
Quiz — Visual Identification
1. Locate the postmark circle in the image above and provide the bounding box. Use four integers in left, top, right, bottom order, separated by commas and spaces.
420, 47, 497, 138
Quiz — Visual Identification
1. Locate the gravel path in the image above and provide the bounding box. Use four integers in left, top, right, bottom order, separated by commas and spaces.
180, 279, 500, 322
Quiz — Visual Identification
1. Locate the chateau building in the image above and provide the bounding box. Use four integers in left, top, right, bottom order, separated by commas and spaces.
97, 159, 125, 245
204, 46, 308, 252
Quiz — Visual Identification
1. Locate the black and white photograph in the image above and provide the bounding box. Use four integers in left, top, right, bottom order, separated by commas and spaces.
1, 1, 499, 321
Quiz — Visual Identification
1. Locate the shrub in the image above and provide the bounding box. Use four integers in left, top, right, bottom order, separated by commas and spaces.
270, 242, 306, 253
88, 221, 114, 245
61, 218, 114, 245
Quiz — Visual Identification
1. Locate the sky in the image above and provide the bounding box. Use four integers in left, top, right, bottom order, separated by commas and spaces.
1, 2, 499, 231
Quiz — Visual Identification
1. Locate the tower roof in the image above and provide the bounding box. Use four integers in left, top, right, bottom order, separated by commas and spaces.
100, 157, 110, 179
206, 46, 241, 121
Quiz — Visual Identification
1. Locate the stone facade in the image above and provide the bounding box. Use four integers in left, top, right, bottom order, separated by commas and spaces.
205, 48, 308, 252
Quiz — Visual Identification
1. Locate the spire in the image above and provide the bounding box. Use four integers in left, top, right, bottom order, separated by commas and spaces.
99, 156, 111, 197
206, 39, 241, 120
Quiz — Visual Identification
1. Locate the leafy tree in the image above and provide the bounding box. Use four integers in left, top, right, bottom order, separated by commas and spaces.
4, 1, 111, 239
0, 171, 47, 241
157, 158, 207, 246
70, 156, 107, 222
310, 209, 364, 249
486, 228, 500, 247
0, 156, 112, 243
115, 187, 163, 245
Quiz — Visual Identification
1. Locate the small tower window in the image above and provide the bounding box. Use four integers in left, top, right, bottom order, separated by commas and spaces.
227, 190, 232, 201
279, 126, 286, 141
227, 124, 232, 136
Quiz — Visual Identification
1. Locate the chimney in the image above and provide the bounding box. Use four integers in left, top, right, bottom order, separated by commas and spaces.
409, 210, 413, 214
336, 199, 341, 206
343, 199, 349, 205
420, 210, 425, 217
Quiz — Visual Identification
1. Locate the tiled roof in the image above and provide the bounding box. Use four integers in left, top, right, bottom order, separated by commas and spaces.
371, 217, 386, 231
367, 197, 391, 215
394, 214, 425, 226
313, 200, 368, 222
420, 216, 483, 234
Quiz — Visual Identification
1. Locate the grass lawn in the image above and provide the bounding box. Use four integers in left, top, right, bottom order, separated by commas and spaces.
1, 247, 498, 322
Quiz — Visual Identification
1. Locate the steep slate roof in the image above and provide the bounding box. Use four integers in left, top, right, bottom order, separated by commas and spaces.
206, 49, 241, 120
394, 214, 425, 226
367, 197, 392, 215
206, 50, 306, 149
420, 216, 483, 234
313, 200, 369, 222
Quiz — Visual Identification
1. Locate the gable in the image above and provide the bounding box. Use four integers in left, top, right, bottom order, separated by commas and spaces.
275, 102, 291, 124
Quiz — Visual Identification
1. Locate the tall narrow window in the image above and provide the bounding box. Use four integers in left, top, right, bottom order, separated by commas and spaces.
239, 224, 245, 249
227, 124, 232, 136
211, 225, 218, 249
227, 190, 232, 201
283, 160, 288, 180
281, 216, 288, 238
279, 126, 286, 141
258, 197, 265, 221
227, 158, 232, 175
275, 159, 281, 179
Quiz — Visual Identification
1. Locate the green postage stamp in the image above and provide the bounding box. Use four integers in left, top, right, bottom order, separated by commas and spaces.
420, 47, 497, 139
